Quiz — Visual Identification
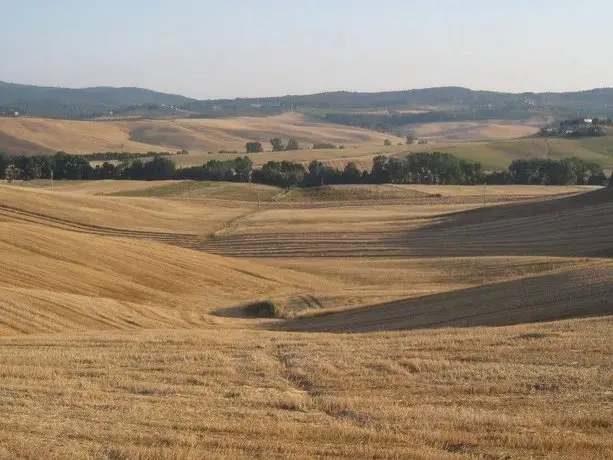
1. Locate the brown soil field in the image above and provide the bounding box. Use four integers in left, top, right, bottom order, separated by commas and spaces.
0, 182, 611, 459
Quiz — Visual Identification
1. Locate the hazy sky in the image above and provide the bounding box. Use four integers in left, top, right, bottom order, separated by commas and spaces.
2, 0, 612, 99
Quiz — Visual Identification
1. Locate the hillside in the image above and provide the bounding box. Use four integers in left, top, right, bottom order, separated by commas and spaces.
0, 81, 196, 119
0, 182, 612, 458
440, 135, 613, 169
0, 113, 402, 156
3, 81, 613, 122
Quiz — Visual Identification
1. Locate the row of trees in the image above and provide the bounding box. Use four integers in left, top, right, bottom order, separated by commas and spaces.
0, 152, 180, 181
246, 138, 301, 153
81, 150, 187, 162
245, 139, 348, 153
538, 118, 612, 138
506, 158, 606, 185
1, 151, 609, 187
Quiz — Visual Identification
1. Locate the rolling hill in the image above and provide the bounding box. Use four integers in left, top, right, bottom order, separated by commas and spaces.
3, 81, 613, 121
0, 181, 612, 458
0, 81, 196, 118
0, 113, 403, 155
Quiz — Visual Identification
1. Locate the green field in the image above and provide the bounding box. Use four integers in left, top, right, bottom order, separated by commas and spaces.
436, 136, 613, 170
112, 180, 282, 201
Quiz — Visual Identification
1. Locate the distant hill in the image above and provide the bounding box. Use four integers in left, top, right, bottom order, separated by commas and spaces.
0, 81, 197, 119
2, 81, 613, 125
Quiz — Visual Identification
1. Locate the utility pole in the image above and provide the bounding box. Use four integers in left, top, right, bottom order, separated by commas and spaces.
483, 182, 486, 205
50, 169, 54, 192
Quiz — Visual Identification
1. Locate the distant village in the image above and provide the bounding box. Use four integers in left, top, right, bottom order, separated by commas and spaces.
539, 117, 612, 138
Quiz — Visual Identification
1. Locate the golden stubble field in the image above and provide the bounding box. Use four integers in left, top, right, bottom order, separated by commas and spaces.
0, 181, 612, 459
0, 113, 404, 157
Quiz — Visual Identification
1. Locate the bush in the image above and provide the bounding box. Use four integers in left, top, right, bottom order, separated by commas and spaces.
244, 300, 277, 317
286, 137, 300, 151
246, 142, 263, 153
313, 142, 337, 150
270, 137, 285, 152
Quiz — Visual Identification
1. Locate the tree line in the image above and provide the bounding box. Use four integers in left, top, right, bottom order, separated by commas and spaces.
245, 139, 345, 153
1, 151, 609, 187
538, 117, 612, 138
82, 150, 188, 162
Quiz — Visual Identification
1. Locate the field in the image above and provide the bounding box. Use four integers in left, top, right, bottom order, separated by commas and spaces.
0, 180, 612, 459
0, 113, 404, 156
5, 114, 613, 173
438, 135, 613, 170
408, 120, 540, 142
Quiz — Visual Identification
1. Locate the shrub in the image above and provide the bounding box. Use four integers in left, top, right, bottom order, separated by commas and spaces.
244, 300, 277, 317
312, 142, 337, 150
246, 142, 264, 153
286, 137, 300, 151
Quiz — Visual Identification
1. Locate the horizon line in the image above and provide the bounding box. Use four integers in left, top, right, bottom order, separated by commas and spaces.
2, 79, 613, 102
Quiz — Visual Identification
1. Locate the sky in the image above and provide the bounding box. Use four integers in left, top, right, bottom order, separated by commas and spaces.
2, 0, 613, 99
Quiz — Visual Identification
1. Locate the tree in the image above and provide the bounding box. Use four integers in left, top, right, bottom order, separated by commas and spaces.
233, 156, 253, 182
370, 155, 389, 184
509, 159, 538, 184
252, 160, 306, 188
285, 137, 299, 151
342, 162, 362, 184
0, 152, 9, 179
5, 165, 21, 182
141, 156, 176, 180
385, 157, 406, 183
405, 135, 414, 145
384, 139, 392, 147
246, 142, 263, 153
306, 160, 326, 186
270, 137, 285, 152
95, 162, 120, 179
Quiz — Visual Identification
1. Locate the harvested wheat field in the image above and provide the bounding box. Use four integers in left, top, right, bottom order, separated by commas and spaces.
409, 120, 540, 142
0, 113, 403, 156
0, 182, 612, 459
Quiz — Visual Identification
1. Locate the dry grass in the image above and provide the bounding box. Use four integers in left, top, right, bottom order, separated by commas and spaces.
0, 113, 403, 156
0, 184, 249, 233
0, 117, 167, 154
410, 120, 540, 142
0, 320, 611, 459
0, 182, 612, 458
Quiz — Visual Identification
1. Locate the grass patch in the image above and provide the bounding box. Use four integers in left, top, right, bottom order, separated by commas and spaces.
277, 184, 432, 202
112, 180, 282, 201
445, 135, 613, 169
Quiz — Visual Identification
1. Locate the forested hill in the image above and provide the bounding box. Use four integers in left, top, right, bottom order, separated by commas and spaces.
0, 81, 197, 119
2, 81, 613, 122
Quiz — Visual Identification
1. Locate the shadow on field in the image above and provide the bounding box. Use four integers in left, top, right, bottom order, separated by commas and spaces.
425, 187, 613, 230
273, 264, 613, 333
386, 187, 613, 259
